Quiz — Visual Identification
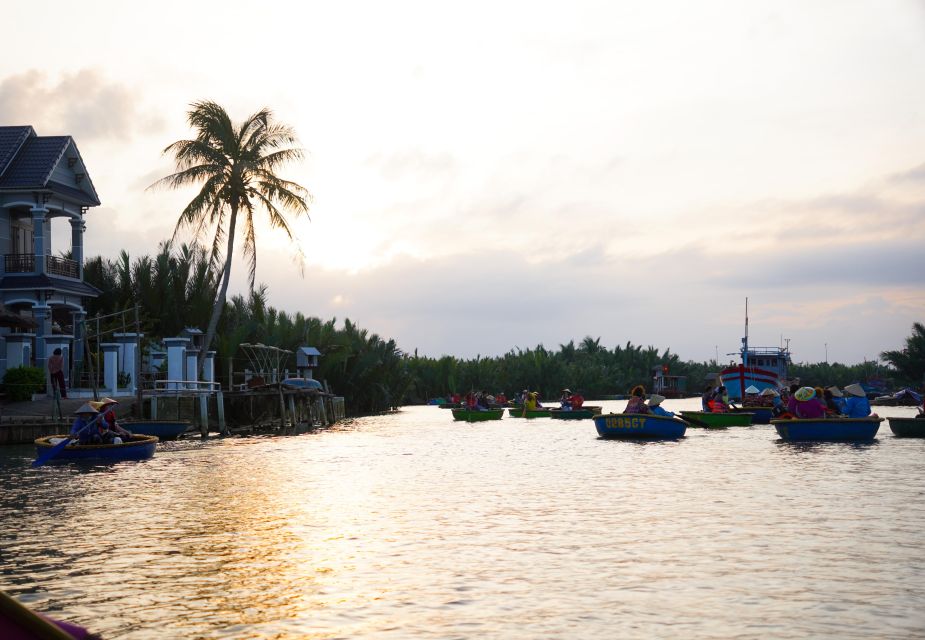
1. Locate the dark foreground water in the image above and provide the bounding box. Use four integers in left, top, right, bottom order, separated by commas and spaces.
1, 399, 924, 639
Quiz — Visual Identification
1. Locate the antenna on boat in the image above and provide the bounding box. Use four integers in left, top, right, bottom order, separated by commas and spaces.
742, 297, 749, 367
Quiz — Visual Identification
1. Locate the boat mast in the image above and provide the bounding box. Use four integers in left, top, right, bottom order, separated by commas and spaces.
742, 297, 749, 368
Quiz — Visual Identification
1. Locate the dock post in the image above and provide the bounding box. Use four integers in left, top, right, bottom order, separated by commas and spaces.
216, 390, 226, 435
150, 395, 157, 420
199, 394, 209, 437
288, 395, 297, 432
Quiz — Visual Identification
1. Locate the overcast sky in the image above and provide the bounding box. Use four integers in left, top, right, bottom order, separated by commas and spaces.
2, 1, 923, 364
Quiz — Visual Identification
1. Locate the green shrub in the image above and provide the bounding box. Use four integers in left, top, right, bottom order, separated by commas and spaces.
3, 366, 47, 401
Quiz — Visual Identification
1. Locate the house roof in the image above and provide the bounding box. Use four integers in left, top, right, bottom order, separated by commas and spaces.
0, 273, 101, 298
298, 346, 322, 356
0, 126, 33, 175
0, 125, 101, 206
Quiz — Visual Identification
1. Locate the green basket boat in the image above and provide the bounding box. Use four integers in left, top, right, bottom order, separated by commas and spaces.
507, 407, 552, 418
549, 406, 603, 420
452, 408, 504, 422
679, 410, 754, 428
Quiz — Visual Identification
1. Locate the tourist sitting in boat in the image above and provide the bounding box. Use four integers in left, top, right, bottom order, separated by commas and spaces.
844, 384, 876, 418
525, 392, 542, 411
495, 392, 507, 405
647, 394, 674, 417
822, 387, 845, 415
69, 403, 102, 445
92, 398, 133, 443
793, 387, 826, 419
624, 385, 649, 414
701, 385, 715, 411
786, 383, 801, 415
559, 389, 573, 410
762, 388, 788, 417
708, 386, 730, 412
742, 386, 763, 407
569, 391, 585, 410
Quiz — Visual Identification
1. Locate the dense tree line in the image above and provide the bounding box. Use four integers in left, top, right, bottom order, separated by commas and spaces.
82, 244, 919, 414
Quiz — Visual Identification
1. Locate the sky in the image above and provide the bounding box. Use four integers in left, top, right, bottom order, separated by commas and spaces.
2, 0, 923, 364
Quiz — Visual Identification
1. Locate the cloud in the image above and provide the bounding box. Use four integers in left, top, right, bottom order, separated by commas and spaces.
0, 69, 164, 141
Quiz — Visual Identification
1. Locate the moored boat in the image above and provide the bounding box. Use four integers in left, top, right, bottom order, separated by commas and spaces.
451, 408, 504, 422
34, 434, 158, 462
507, 407, 552, 418
123, 420, 192, 440
549, 406, 603, 420
771, 417, 882, 442
719, 299, 793, 401
593, 413, 687, 439
887, 417, 925, 438
680, 410, 754, 428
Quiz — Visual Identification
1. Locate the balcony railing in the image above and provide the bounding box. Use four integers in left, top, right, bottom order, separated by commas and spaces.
3, 254, 80, 278
46, 255, 79, 278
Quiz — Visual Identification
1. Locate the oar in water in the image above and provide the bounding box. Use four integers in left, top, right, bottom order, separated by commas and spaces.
32, 413, 104, 468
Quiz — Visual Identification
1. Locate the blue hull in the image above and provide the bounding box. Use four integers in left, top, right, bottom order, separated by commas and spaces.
35, 435, 158, 462
736, 407, 773, 424
772, 418, 882, 442
124, 421, 191, 440
594, 413, 687, 439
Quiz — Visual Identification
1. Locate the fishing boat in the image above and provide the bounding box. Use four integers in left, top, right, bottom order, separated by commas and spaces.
123, 420, 192, 440
719, 299, 793, 401
34, 434, 158, 462
451, 408, 504, 422
593, 413, 687, 439
771, 417, 882, 442
680, 410, 754, 428
887, 417, 925, 438
507, 407, 552, 418
549, 406, 603, 420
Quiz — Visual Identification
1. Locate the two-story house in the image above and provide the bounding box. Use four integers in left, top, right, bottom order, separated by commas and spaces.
0, 125, 101, 386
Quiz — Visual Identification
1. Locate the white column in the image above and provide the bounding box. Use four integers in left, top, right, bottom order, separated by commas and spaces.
164, 337, 189, 391
185, 348, 200, 390
203, 350, 216, 386
101, 343, 119, 396
31, 207, 48, 274
114, 332, 142, 394
70, 218, 86, 279
32, 304, 51, 374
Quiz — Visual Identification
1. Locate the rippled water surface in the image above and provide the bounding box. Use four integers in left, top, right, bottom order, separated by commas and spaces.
2, 399, 924, 639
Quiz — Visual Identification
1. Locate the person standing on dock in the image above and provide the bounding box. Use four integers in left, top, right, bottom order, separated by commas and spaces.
47, 348, 67, 399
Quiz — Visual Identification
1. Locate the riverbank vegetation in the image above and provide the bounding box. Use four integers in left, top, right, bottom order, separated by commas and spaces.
82, 243, 911, 414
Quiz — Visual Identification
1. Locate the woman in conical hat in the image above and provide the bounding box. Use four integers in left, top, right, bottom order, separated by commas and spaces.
647, 394, 674, 417
844, 384, 874, 418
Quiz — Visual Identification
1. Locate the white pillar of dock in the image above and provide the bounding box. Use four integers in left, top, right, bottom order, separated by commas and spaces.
185, 348, 200, 390
164, 337, 189, 391
101, 343, 119, 396
114, 333, 142, 394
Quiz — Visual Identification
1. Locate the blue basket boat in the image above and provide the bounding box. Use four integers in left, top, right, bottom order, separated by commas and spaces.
123, 420, 192, 440
771, 418, 882, 442
34, 434, 158, 462
733, 407, 773, 424
593, 413, 687, 439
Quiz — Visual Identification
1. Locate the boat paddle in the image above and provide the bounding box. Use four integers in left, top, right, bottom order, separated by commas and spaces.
679, 411, 712, 428
32, 413, 105, 468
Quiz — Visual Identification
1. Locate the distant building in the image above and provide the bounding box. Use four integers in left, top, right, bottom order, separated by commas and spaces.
652, 364, 687, 398
0, 125, 101, 384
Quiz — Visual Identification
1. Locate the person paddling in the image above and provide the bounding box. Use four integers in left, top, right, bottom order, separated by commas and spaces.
70, 404, 102, 444
647, 394, 674, 417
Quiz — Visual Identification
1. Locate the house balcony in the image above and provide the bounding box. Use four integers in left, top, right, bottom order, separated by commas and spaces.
3, 254, 81, 279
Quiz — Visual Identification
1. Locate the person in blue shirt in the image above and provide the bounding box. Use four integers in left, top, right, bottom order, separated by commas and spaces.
69, 403, 101, 444
647, 394, 675, 417
826, 386, 848, 414
843, 383, 873, 418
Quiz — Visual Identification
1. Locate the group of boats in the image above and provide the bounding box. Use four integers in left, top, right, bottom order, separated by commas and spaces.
32, 419, 192, 465
448, 404, 923, 442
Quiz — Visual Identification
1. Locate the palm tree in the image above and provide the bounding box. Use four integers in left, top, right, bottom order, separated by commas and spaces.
151, 100, 311, 371
881, 322, 925, 386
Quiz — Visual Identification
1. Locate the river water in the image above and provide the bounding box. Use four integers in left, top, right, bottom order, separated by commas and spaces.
1, 398, 924, 639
